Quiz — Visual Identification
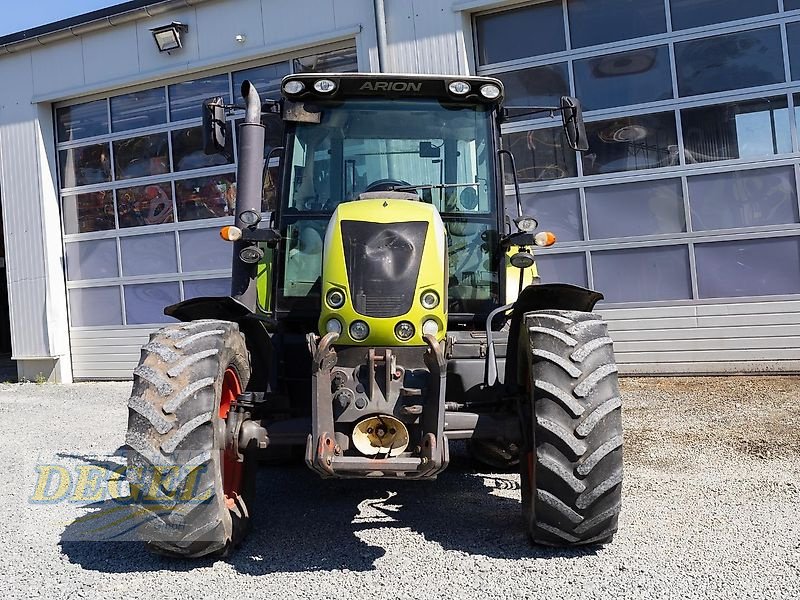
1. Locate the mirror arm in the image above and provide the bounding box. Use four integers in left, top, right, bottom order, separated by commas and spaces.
502, 105, 564, 120
498, 149, 523, 219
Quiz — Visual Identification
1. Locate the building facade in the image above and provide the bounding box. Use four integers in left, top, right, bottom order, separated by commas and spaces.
1, 0, 799, 381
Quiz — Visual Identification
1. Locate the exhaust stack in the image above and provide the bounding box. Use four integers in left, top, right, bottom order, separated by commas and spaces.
230, 80, 266, 311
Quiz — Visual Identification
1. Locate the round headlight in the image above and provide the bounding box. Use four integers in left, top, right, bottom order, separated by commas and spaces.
516, 217, 539, 233
395, 321, 415, 341
283, 80, 305, 95
349, 320, 370, 341
448, 81, 470, 95
326, 289, 345, 309
420, 291, 440, 310
325, 319, 343, 334
480, 84, 501, 99
313, 79, 336, 93
422, 319, 439, 337
239, 209, 261, 226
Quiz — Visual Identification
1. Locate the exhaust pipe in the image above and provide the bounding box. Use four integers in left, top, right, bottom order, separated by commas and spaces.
230, 80, 266, 312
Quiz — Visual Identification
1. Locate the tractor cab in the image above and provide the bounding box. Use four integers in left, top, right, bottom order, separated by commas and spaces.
274, 74, 504, 323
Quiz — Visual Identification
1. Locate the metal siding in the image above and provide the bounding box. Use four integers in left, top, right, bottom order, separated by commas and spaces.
135, 6, 200, 75
262, 0, 335, 46
30, 37, 84, 97
0, 52, 69, 361
82, 22, 141, 86
196, 0, 265, 60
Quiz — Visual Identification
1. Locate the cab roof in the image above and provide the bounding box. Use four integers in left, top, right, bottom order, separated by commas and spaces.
280, 72, 505, 105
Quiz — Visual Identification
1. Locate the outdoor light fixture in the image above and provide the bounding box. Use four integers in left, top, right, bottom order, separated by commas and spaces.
150, 22, 189, 53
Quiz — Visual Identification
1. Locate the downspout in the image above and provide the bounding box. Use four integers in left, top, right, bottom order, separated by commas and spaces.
373, 0, 388, 72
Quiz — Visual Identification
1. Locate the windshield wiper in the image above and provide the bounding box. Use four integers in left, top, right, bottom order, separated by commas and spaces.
395, 183, 478, 192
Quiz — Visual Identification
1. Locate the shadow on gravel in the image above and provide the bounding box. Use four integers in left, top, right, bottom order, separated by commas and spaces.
59, 447, 599, 574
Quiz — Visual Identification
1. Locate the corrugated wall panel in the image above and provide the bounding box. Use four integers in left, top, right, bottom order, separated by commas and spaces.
69, 299, 800, 379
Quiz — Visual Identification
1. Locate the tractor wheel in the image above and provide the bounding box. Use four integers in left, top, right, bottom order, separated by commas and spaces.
125, 319, 254, 558
519, 310, 623, 546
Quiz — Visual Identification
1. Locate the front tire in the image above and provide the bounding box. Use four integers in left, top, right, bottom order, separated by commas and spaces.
519, 310, 623, 546
125, 319, 254, 558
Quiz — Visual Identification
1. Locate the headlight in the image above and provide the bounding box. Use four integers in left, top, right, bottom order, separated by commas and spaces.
326, 288, 345, 309
314, 79, 336, 93
480, 84, 501, 99
325, 319, 342, 334
448, 81, 470, 95
395, 321, 415, 341
349, 320, 370, 341
422, 319, 439, 337
420, 290, 440, 310
283, 80, 305, 95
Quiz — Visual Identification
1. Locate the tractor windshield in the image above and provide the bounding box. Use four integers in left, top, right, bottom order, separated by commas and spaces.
279, 97, 499, 314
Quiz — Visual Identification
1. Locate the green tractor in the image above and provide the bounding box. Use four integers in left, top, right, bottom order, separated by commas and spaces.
124, 73, 623, 557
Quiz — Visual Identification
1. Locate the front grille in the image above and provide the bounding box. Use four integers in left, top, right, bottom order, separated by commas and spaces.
341, 220, 428, 318
356, 295, 406, 318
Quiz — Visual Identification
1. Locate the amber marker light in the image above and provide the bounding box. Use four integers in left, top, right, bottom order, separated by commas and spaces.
220, 226, 242, 241
534, 231, 557, 247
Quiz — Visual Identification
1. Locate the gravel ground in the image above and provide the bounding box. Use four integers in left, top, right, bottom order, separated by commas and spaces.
0, 376, 798, 599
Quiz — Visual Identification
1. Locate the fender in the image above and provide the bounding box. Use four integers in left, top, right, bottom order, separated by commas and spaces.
165, 296, 276, 389
503, 284, 604, 391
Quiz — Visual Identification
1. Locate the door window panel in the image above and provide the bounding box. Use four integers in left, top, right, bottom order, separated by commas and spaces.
171, 125, 233, 172
116, 183, 175, 228
59, 143, 112, 188
68, 287, 122, 327
120, 233, 178, 277
233, 61, 290, 102
283, 220, 327, 298
536, 252, 588, 287
57, 100, 109, 142
113, 133, 170, 180
695, 237, 800, 298
496, 63, 570, 118
517, 189, 584, 242
675, 27, 785, 97
110, 87, 167, 133
567, 0, 666, 48
786, 22, 800, 81
574, 46, 673, 111
681, 97, 790, 164
62, 191, 116, 234
670, 0, 777, 30
168, 74, 230, 123
445, 220, 499, 311
475, 1, 566, 65
65, 239, 119, 281
179, 228, 232, 272
503, 127, 578, 183
184, 278, 232, 299
582, 112, 678, 175
688, 167, 799, 231
175, 174, 237, 221
293, 47, 359, 73
592, 245, 692, 302
124, 283, 180, 324
586, 178, 686, 239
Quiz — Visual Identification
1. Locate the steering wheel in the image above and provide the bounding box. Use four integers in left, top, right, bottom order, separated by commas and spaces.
363, 179, 413, 193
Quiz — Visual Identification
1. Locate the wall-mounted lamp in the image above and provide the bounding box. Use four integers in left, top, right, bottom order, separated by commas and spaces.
150, 22, 189, 53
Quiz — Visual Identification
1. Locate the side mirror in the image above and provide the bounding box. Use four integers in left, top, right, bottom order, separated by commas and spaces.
560, 96, 589, 152
202, 96, 227, 155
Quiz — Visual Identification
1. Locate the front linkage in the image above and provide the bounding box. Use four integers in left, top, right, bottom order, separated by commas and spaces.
305, 332, 449, 478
